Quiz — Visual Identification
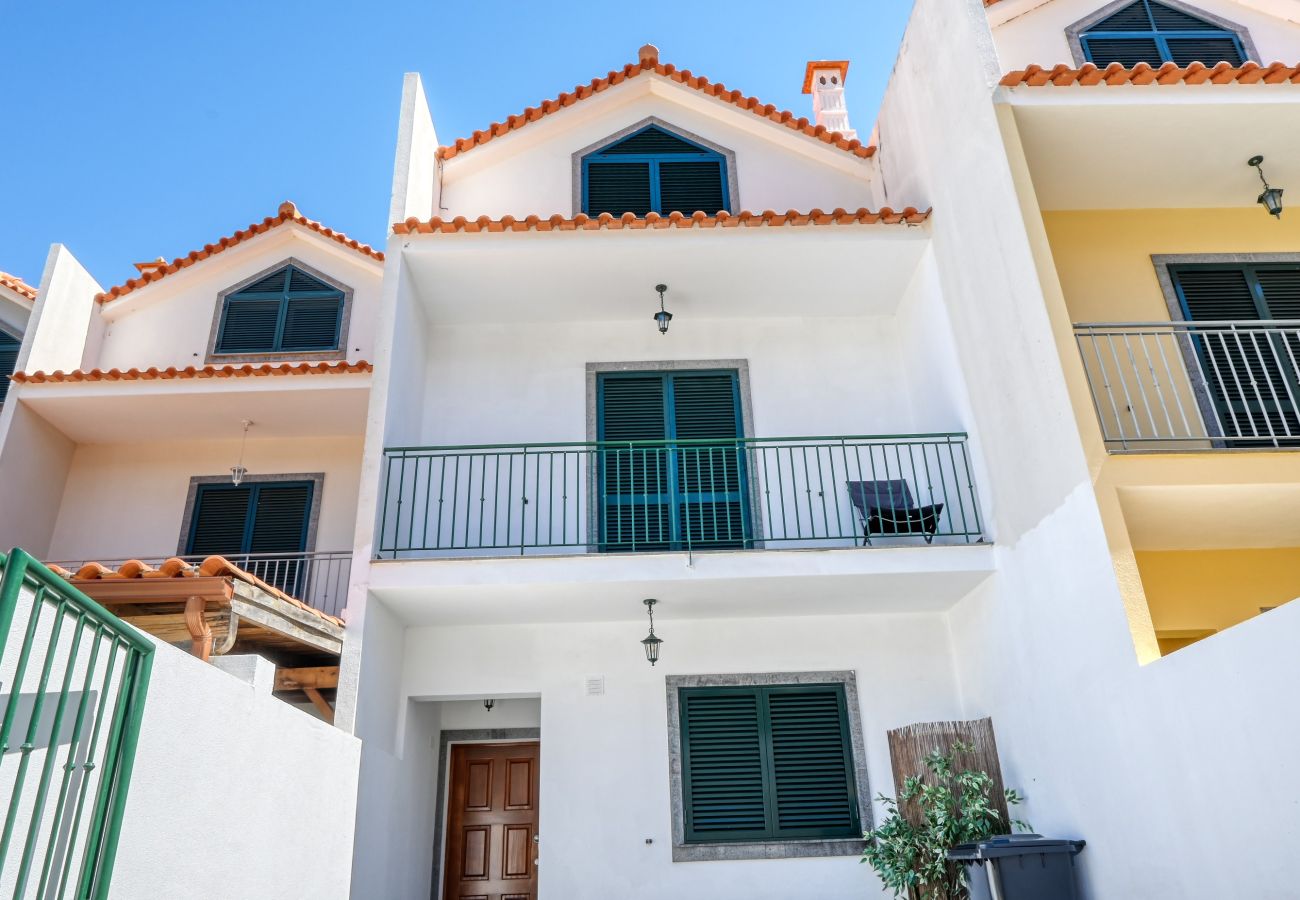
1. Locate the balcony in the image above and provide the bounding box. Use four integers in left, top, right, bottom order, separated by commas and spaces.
377, 434, 983, 558
1074, 320, 1300, 451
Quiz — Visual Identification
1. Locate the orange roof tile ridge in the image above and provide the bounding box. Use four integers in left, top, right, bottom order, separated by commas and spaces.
11, 360, 373, 384
1000, 60, 1300, 87
96, 201, 385, 304
392, 207, 930, 235
0, 271, 37, 301
437, 54, 877, 162
58, 555, 343, 626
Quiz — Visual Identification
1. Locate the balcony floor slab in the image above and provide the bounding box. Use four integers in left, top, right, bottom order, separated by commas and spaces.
367, 543, 996, 626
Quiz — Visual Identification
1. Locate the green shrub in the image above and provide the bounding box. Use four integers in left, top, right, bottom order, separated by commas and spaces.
861, 741, 1027, 900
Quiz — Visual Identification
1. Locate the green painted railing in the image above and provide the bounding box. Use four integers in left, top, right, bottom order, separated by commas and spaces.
0, 549, 153, 899
378, 433, 983, 557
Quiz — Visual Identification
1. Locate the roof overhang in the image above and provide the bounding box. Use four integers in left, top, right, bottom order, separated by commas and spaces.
12, 366, 372, 443
396, 215, 931, 325
999, 78, 1300, 209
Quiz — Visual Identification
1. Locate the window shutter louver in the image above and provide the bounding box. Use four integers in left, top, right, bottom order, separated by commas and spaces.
582, 125, 728, 216
1082, 1, 1247, 67
768, 687, 859, 836
600, 376, 670, 550
0, 330, 20, 405
1176, 266, 1300, 443
585, 162, 654, 217
216, 265, 345, 356
681, 690, 769, 840
1166, 37, 1244, 65
248, 484, 312, 554
680, 684, 860, 844
188, 487, 253, 556
672, 373, 745, 548
658, 161, 727, 215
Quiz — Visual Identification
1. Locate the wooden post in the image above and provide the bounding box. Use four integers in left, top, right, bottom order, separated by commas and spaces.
886, 717, 1009, 827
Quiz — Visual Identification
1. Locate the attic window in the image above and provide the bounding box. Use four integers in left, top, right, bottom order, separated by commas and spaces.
582, 125, 729, 217
214, 264, 345, 357
1080, 0, 1247, 67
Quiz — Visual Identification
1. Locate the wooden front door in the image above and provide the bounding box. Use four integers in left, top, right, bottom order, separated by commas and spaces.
443, 742, 540, 900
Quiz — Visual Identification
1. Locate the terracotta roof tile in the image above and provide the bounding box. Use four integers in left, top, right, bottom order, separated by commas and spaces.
11, 360, 372, 384
1000, 61, 1300, 87
0, 271, 37, 302
439, 46, 875, 162
97, 202, 384, 304
51, 556, 344, 626
393, 207, 928, 235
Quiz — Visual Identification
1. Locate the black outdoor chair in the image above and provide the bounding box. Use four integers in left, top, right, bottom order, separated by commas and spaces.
846, 480, 944, 544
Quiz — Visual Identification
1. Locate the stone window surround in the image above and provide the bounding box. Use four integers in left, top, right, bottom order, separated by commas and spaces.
570, 116, 741, 218
1064, 0, 1260, 67
176, 473, 325, 556
204, 257, 354, 365
583, 359, 766, 549
664, 670, 871, 862
430, 728, 541, 900
1151, 252, 1300, 444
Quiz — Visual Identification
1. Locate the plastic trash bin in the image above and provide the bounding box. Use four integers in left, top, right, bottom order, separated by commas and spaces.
947, 834, 1085, 900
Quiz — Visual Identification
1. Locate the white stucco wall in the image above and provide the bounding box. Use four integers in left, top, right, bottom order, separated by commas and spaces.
43, 435, 363, 562
0, 402, 77, 557
380, 609, 964, 900
95, 227, 382, 372
990, 0, 1300, 68
440, 78, 877, 219
111, 638, 360, 899
0, 289, 30, 339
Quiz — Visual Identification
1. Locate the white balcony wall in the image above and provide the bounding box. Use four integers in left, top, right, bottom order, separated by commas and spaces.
0, 402, 76, 557
45, 435, 363, 562
93, 228, 382, 372
440, 80, 877, 220
990, 0, 1300, 68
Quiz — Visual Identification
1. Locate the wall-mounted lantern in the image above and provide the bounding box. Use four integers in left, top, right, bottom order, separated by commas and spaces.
641, 598, 663, 666
483, 699, 495, 712
1249, 156, 1284, 219
653, 284, 673, 335
230, 419, 252, 485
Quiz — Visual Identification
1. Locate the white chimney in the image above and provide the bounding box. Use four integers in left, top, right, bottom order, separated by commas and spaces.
802, 61, 854, 141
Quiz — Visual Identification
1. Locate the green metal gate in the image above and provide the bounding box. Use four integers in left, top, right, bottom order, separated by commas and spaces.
0, 549, 153, 899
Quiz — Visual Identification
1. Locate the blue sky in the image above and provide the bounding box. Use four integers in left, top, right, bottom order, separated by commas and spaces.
1, 1, 914, 290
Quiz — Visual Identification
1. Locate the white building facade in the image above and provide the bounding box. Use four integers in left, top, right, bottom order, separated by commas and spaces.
1, 0, 1298, 898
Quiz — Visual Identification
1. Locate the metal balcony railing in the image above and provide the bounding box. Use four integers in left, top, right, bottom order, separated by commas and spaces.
46, 551, 352, 619
377, 434, 983, 558
1074, 321, 1300, 450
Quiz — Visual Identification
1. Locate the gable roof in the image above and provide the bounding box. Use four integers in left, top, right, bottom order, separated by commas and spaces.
97, 201, 384, 304
438, 44, 875, 163
0, 271, 37, 302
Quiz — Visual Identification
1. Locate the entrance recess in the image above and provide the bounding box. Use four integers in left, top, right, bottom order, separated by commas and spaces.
442, 741, 540, 900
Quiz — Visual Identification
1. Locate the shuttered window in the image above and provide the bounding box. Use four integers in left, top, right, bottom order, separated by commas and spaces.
680, 684, 860, 843
1080, 1, 1246, 67
0, 328, 19, 405
582, 125, 729, 217
1173, 263, 1300, 443
215, 266, 345, 356
597, 371, 749, 551
188, 482, 313, 555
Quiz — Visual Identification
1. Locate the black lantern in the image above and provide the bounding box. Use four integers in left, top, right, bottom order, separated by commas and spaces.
483, 698, 495, 712
653, 284, 672, 335
1249, 155, 1284, 219
641, 598, 663, 665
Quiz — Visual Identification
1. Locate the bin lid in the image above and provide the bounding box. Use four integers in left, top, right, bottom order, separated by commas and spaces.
948, 834, 1086, 861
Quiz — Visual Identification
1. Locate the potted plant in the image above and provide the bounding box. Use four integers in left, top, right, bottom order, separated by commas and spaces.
861, 740, 1027, 900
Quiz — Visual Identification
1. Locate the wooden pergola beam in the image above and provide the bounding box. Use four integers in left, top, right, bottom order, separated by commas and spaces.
274, 665, 340, 692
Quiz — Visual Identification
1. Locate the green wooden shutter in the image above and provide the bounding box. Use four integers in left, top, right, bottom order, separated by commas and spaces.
601, 129, 702, 154
187, 486, 253, 555
671, 373, 747, 548
216, 298, 281, 353
767, 686, 860, 837
280, 269, 345, 351
680, 684, 860, 844
248, 484, 312, 554
585, 162, 653, 217
599, 376, 671, 550
1082, 1, 1245, 67
1175, 265, 1300, 442
216, 266, 344, 355
658, 161, 726, 215
0, 329, 20, 404
681, 688, 770, 841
